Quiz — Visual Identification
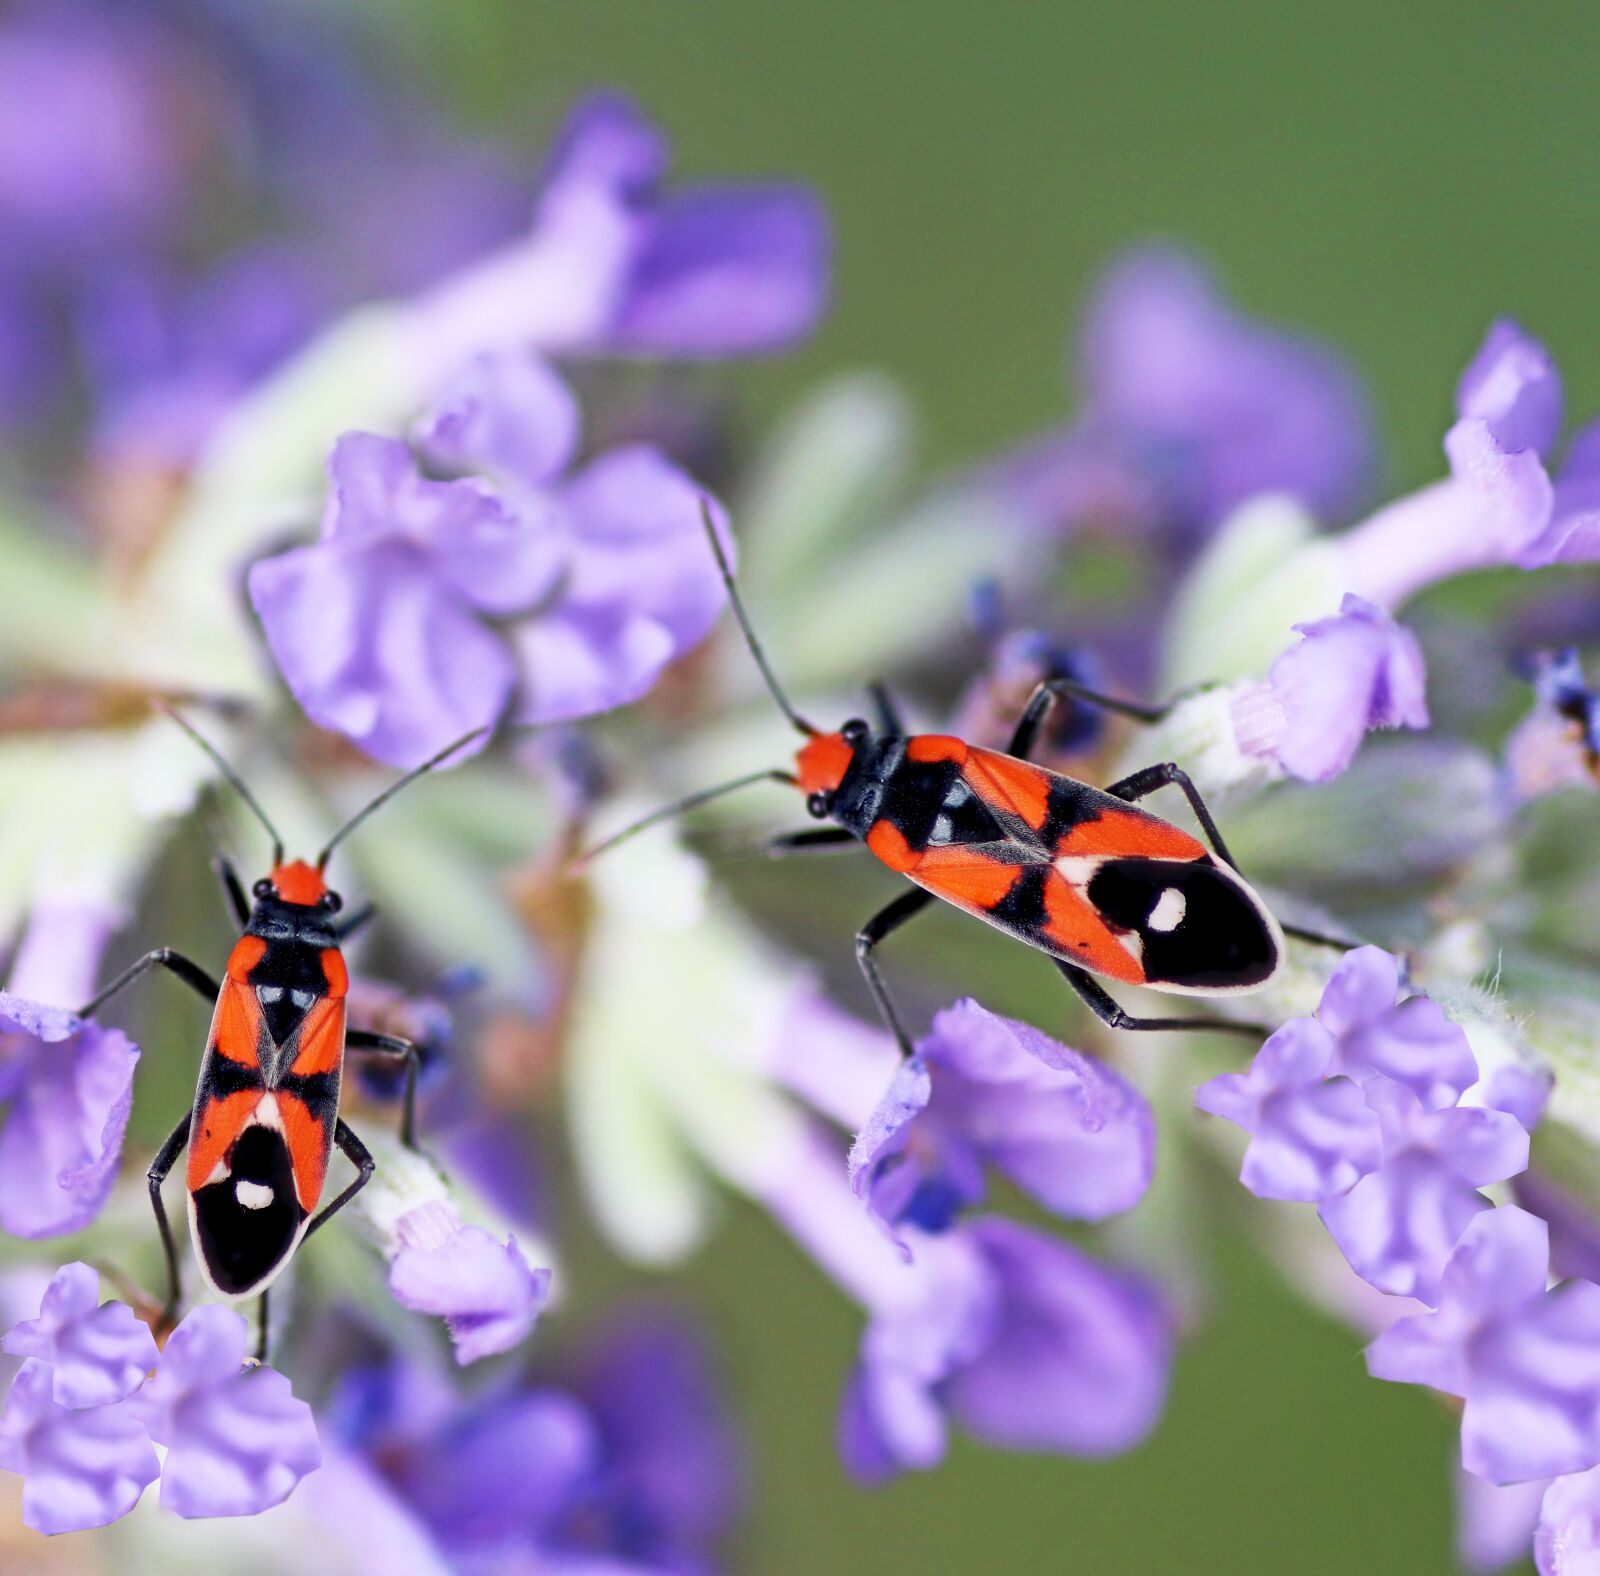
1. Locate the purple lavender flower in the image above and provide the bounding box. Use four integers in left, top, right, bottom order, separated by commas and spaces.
991, 248, 1374, 540
0, 1358, 158, 1535
248, 353, 728, 766
1195, 1017, 1381, 1202
2, 1263, 156, 1409
133, 1304, 319, 1518
1237, 594, 1430, 784
1504, 648, 1600, 804
848, 999, 1155, 1252
1456, 1468, 1545, 1575
342, 1314, 740, 1571
840, 1218, 1171, 1482
1537, 1466, 1600, 1574
0, 991, 139, 1239
387, 1202, 551, 1365
1369, 1207, 1600, 1485
410, 92, 828, 373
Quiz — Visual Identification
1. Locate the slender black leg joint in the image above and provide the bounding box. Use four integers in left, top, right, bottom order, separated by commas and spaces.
256, 1287, 271, 1365
855, 888, 936, 1058
336, 904, 378, 943
213, 856, 251, 928
868, 680, 906, 737
1106, 762, 1240, 872
347, 1030, 422, 1149
303, 1120, 375, 1241
1008, 678, 1171, 762
147, 1115, 190, 1324
1281, 921, 1361, 954
79, 949, 220, 1019
768, 827, 858, 857
1056, 960, 1269, 1039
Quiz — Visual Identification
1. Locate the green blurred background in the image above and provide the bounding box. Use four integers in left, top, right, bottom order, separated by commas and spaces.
362, 2, 1600, 1568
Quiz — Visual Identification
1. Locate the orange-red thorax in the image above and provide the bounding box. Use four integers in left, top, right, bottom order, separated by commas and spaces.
271, 859, 327, 907
794, 731, 854, 798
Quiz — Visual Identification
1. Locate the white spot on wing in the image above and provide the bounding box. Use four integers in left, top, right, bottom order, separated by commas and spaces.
235, 1180, 274, 1211
1148, 887, 1187, 932
1052, 854, 1104, 886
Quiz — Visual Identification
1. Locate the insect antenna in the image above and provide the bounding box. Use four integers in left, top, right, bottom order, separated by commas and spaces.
157, 702, 286, 867
317, 728, 488, 872
701, 501, 816, 737
574, 769, 797, 866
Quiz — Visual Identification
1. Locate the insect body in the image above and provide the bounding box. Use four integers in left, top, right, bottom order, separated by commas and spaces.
586, 508, 1333, 1052
80, 716, 480, 1347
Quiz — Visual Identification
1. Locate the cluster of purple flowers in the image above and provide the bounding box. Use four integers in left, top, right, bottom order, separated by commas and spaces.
1195, 948, 1600, 1569
828, 998, 1171, 1479
0, 1264, 318, 1533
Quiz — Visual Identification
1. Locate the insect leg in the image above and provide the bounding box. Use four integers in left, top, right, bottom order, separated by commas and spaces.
346, 1030, 422, 1149
148, 1115, 189, 1325
868, 680, 906, 736
1105, 761, 1241, 871
255, 1287, 270, 1365
212, 856, 251, 928
1008, 679, 1170, 761
78, 949, 221, 1018
1056, 960, 1269, 1038
336, 904, 377, 943
768, 827, 858, 856
302, 1120, 374, 1241
1279, 921, 1361, 953
856, 888, 936, 1057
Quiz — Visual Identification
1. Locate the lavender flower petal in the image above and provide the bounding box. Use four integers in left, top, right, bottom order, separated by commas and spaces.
2, 1263, 156, 1408
0, 992, 139, 1239
388, 1205, 551, 1365
1456, 1468, 1544, 1575
1537, 1466, 1600, 1575
135, 1306, 319, 1518
0, 1358, 157, 1535
1454, 319, 1563, 457
1196, 1017, 1381, 1202
1266, 594, 1429, 783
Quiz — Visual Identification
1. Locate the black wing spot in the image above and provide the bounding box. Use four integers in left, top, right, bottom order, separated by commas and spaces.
1086, 858, 1277, 988
192, 1125, 306, 1295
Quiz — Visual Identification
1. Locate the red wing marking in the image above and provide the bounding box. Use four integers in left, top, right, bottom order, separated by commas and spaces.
1057, 804, 1206, 862
278, 1092, 332, 1212
1041, 871, 1147, 983
226, 933, 267, 982
209, 976, 263, 1068
319, 947, 349, 999
966, 748, 1053, 832
186, 1090, 258, 1193
905, 735, 969, 764
908, 844, 1024, 910
289, 995, 347, 1079
867, 820, 919, 873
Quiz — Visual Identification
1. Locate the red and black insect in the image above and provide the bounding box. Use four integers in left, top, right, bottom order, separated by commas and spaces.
589, 509, 1339, 1052
79, 713, 479, 1351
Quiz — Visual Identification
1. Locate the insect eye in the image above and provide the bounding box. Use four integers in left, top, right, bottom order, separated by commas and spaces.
806, 790, 834, 819
320, 891, 343, 913
840, 717, 869, 744
252, 878, 274, 899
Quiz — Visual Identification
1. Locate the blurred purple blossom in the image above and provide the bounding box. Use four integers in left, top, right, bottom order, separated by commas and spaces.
2, 1263, 156, 1409
989, 247, 1375, 540
1318, 1078, 1529, 1304
340, 1313, 739, 1571
249, 355, 729, 765
410, 92, 829, 374
840, 1218, 1170, 1482
1369, 1207, 1600, 1485
1232, 595, 1429, 784
848, 999, 1155, 1253
1457, 1469, 1545, 1574
132, 1304, 320, 1518
387, 1202, 550, 1366
1537, 1466, 1600, 1574
0, 991, 140, 1239
1504, 648, 1600, 804
0, 1358, 157, 1535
